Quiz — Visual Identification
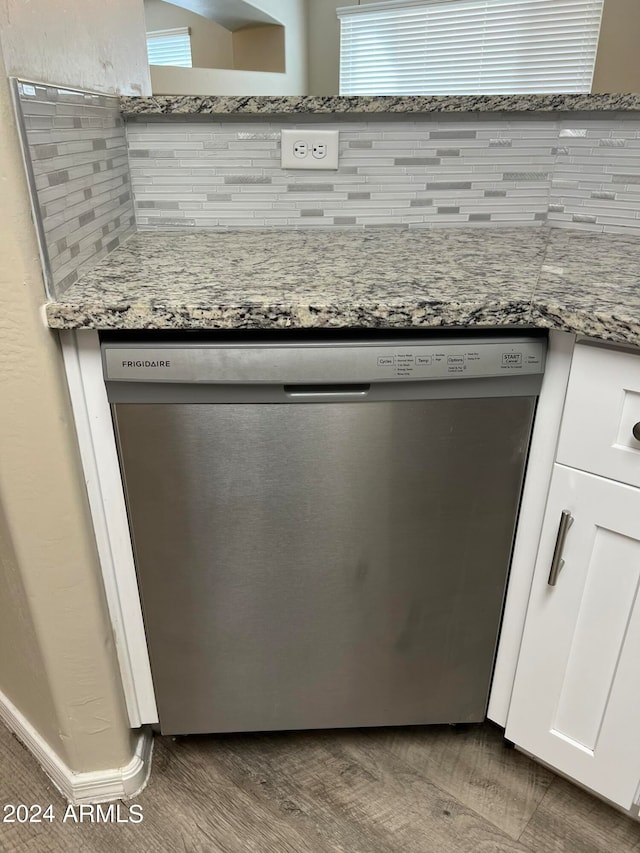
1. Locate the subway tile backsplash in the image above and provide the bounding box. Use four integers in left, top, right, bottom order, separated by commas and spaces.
14, 80, 135, 298
126, 117, 640, 235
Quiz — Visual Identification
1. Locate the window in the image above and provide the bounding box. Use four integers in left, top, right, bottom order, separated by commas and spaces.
146, 27, 193, 67
337, 0, 604, 95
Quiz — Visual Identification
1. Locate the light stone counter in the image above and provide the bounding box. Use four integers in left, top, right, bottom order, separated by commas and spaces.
120, 94, 640, 117
45, 227, 640, 347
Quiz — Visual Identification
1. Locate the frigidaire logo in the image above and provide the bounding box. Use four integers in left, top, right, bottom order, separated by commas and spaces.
122, 360, 171, 368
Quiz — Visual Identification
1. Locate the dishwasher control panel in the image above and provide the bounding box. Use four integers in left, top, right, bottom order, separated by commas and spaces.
372, 343, 540, 379
103, 337, 545, 383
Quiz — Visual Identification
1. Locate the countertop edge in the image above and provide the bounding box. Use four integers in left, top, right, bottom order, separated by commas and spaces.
119, 94, 640, 117
41, 299, 618, 344
42, 227, 640, 350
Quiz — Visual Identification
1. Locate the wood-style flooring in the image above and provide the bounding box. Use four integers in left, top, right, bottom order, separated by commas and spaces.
1, 720, 639, 852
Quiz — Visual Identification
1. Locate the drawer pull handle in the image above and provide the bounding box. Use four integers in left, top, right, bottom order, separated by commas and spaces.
633, 421, 640, 442
548, 510, 574, 587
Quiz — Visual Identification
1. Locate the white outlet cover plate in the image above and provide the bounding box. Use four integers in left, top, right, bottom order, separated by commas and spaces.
281, 129, 339, 170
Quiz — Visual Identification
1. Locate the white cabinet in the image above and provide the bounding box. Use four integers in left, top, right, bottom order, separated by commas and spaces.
506, 465, 640, 809
556, 343, 640, 488
506, 343, 640, 811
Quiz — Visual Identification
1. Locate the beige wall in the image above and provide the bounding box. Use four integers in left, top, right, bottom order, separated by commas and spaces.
0, 1, 151, 773
307, 0, 341, 96
0, 0, 150, 95
309, 0, 640, 96
151, 63, 296, 93
0, 504, 59, 754
234, 25, 285, 73
144, 0, 235, 70
592, 0, 640, 93
150, 0, 307, 94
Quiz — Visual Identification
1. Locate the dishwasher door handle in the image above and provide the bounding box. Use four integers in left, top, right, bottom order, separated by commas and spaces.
284, 384, 371, 399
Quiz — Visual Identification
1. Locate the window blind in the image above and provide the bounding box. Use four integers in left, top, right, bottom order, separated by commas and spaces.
146, 28, 193, 67
337, 0, 604, 95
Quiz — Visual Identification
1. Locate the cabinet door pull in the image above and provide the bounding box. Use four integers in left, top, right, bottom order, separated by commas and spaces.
632, 421, 640, 442
548, 510, 574, 587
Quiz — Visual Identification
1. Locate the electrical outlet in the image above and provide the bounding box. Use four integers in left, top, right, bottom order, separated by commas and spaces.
294, 140, 307, 158
281, 129, 339, 170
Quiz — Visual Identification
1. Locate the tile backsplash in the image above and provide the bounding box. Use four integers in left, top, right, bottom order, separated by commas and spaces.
14, 88, 640, 298
548, 123, 640, 232
126, 115, 640, 235
14, 80, 135, 298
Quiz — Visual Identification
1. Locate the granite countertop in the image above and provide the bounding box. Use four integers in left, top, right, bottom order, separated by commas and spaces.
45, 227, 640, 347
120, 94, 640, 117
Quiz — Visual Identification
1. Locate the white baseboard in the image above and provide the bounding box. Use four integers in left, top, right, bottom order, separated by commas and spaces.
0, 687, 153, 804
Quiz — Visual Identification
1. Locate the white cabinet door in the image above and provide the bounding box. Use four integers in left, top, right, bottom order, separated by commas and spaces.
506, 464, 640, 810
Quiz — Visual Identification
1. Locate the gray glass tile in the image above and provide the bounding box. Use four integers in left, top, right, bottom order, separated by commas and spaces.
611, 174, 640, 184
287, 184, 334, 192
48, 170, 69, 186
56, 269, 78, 293
394, 157, 440, 165
429, 130, 477, 139
503, 172, 549, 181
31, 143, 59, 160
224, 175, 272, 184
426, 181, 472, 190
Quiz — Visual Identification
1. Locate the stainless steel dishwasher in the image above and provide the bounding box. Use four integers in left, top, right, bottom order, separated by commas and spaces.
103, 331, 545, 735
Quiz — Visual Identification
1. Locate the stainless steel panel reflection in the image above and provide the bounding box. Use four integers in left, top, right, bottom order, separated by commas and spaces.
114, 397, 535, 734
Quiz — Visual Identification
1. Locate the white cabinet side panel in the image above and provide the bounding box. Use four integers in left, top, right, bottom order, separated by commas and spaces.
60, 330, 158, 726
488, 330, 575, 726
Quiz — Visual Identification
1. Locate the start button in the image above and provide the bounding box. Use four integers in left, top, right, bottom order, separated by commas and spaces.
502, 353, 523, 367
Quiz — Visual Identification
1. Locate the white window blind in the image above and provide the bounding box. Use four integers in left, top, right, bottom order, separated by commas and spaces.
146, 28, 193, 67
337, 0, 604, 95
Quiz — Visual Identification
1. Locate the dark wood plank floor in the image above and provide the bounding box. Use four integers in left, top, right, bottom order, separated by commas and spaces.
1, 720, 639, 852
